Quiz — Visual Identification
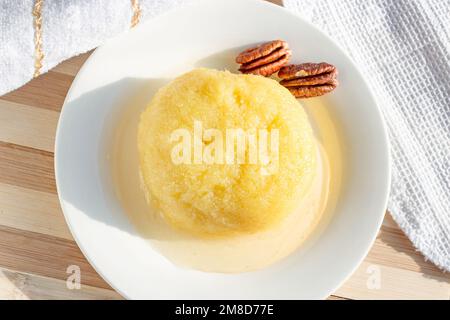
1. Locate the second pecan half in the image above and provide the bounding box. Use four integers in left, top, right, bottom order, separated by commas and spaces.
278, 62, 338, 98
236, 40, 292, 77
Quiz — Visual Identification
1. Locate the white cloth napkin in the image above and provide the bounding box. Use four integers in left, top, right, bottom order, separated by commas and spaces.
1, 0, 449, 271
0, 0, 186, 95
284, 0, 450, 271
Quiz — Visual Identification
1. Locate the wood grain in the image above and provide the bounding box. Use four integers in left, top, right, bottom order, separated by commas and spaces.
0, 142, 55, 194
336, 261, 449, 300
0, 100, 59, 152
0, 225, 110, 290
0, 267, 121, 300
0, 0, 448, 300
1, 71, 73, 112
0, 182, 71, 240
370, 216, 447, 279
52, 53, 92, 77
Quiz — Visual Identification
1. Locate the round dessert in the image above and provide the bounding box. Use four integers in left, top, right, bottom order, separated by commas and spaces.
138, 68, 318, 237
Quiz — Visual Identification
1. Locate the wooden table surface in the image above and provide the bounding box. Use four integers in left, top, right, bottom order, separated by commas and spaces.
0, 0, 449, 300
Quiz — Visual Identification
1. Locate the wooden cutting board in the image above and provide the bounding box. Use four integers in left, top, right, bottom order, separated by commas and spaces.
0, 0, 448, 300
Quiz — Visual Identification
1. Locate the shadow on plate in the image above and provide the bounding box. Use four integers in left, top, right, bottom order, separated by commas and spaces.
58, 46, 261, 243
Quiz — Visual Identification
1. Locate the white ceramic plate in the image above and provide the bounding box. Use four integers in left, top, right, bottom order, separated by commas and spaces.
55, 0, 390, 299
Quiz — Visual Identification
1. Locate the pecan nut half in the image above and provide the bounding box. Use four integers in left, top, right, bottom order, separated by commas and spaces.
236, 40, 292, 77
278, 62, 338, 98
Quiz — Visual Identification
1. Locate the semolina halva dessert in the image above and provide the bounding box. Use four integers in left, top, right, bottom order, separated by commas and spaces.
137, 68, 319, 237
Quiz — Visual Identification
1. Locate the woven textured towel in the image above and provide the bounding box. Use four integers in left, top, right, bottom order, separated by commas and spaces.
284, 0, 450, 271
0, 0, 186, 95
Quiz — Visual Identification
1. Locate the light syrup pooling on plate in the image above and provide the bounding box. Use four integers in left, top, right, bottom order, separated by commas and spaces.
111, 95, 343, 273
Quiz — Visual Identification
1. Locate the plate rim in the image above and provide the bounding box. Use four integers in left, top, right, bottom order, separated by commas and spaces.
54, 0, 391, 299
